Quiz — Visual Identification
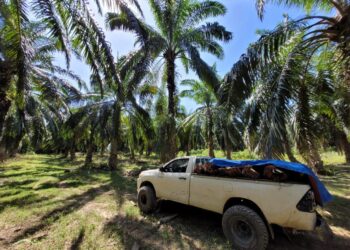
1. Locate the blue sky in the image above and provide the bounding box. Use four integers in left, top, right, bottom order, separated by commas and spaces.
56, 0, 308, 112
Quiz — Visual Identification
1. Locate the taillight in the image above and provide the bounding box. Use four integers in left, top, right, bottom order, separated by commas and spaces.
297, 190, 316, 212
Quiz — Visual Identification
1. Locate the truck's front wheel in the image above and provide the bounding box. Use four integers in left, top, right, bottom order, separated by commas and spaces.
222, 205, 269, 250
138, 186, 157, 213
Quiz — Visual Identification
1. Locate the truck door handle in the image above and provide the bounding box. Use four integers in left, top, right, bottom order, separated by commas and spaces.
178, 177, 187, 180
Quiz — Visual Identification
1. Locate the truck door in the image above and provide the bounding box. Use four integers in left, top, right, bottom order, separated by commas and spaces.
157, 158, 191, 204
189, 157, 224, 212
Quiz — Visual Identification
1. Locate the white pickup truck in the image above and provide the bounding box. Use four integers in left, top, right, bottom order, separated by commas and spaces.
137, 156, 322, 250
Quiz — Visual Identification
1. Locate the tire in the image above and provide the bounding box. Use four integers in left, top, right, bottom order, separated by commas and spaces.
137, 185, 157, 214
222, 205, 269, 250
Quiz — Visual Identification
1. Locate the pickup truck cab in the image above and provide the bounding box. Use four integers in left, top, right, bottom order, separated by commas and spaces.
137, 156, 321, 250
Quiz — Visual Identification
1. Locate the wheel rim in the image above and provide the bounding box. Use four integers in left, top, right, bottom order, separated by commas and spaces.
230, 218, 255, 247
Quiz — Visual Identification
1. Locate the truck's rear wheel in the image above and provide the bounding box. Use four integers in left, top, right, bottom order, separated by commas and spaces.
138, 186, 157, 213
222, 205, 269, 250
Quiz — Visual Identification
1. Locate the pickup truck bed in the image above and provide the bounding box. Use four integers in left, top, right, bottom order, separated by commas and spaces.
189, 175, 315, 230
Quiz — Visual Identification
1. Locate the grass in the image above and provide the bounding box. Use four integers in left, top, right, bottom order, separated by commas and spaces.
0, 151, 349, 249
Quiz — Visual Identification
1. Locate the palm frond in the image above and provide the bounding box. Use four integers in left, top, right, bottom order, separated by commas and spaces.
32, 0, 71, 67
183, 0, 226, 28
185, 45, 221, 92
221, 20, 305, 108
256, 0, 333, 20
106, 6, 150, 46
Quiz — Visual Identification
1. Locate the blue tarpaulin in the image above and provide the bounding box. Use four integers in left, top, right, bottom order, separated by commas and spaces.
209, 158, 333, 206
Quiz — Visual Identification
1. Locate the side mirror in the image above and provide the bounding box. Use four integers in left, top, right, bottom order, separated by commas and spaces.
159, 166, 165, 172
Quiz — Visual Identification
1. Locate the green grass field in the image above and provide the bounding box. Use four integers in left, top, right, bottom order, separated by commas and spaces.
0, 152, 349, 249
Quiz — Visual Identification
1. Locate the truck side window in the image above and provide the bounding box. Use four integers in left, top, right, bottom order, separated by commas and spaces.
164, 159, 189, 173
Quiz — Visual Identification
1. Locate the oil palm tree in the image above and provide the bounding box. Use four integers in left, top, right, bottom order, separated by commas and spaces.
0, 68, 82, 159
66, 50, 156, 169
180, 79, 243, 159
255, 0, 350, 90
221, 29, 327, 170
0, 20, 84, 160
221, 8, 350, 171
311, 57, 350, 163
180, 79, 217, 157
0, 0, 141, 139
106, 0, 232, 161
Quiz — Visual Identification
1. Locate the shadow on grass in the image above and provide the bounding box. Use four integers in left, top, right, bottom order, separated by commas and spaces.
103, 201, 227, 250
103, 215, 198, 250
1, 179, 36, 187
0, 193, 49, 213
1, 165, 104, 190
9, 183, 112, 244
42, 156, 84, 167
109, 171, 137, 210
320, 167, 350, 233
0, 170, 37, 179
324, 195, 350, 232
0, 189, 22, 198
103, 214, 167, 250
0, 168, 104, 209
0, 166, 22, 172
69, 228, 85, 250
268, 225, 350, 250
0, 179, 45, 212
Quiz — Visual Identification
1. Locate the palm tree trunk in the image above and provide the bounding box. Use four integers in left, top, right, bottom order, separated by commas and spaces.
282, 134, 298, 162
0, 62, 12, 139
163, 49, 177, 161
284, 142, 298, 162
85, 126, 95, 166
0, 144, 6, 161
337, 129, 350, 163
186, 140, 191, 156
100, 143, 105, 156
85, 146, 93, 166
138, 144, 144, 156
6, 110, 26, 158
8, 136, 22, 157
8, 131, 25, 158
108, 103, 121, 170
70, 147, 76, 161
166, 50, 176, 119
130, 144, 135, 161
63, 149, 69, 158
223, 129, 232, 159
146, 142, 152, 156
207, 107, 215, 158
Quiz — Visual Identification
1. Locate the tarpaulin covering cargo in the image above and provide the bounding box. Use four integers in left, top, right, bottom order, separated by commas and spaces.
209, 158, 333, 206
